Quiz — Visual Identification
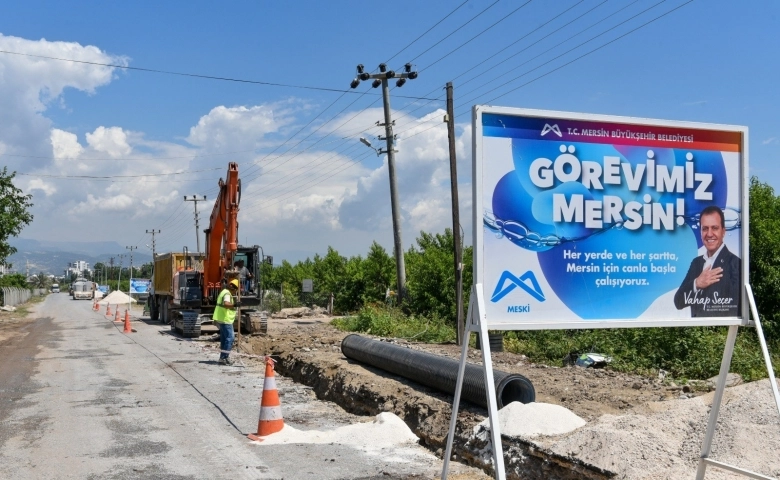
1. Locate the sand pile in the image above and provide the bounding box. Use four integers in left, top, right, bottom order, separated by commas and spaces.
475, 402, 587, 438
254, 412, 419, 447
97, 291, 136, 305
540, 378, 780, 479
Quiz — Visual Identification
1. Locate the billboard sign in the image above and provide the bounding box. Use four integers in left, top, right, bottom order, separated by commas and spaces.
129, 278, 151, 295
474, 106, 748, 329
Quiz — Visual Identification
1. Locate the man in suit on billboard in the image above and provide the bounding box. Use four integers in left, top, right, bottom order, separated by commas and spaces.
674, 206, 741, 317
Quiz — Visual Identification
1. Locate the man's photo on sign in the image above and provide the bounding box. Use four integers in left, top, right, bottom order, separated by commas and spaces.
673, 205, 741, 317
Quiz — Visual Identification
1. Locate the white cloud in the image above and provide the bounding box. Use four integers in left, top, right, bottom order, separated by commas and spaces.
50, 129, 83, 160
85, 126, 132, 157
70, 193, 134, 214
187, 105, 281, 151
26, 178, 57, 196
337, 108, 472, 247
0, 34, 126, 165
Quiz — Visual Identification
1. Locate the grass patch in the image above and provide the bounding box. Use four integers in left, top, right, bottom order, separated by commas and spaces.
332, 304, 455, 343
331, 305, 780, 383
504, 327, 779, 382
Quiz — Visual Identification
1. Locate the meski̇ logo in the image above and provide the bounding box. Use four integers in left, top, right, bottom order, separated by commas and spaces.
540, 123, 562, 137
491, 271, 546, 303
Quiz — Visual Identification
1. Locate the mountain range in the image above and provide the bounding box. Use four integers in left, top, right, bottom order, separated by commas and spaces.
6, 238, 153, 276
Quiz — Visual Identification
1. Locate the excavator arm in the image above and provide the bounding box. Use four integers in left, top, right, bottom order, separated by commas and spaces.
202, 162, 240, 301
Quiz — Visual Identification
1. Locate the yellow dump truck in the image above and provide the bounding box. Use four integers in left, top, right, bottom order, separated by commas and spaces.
149, 251, 205, 337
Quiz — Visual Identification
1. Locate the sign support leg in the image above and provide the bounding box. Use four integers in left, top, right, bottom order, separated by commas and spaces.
477, 286, 506, 480
696, 324, 739, 480
697, 284, 780, 480
441, 288, 475, 479
746, 285, 780, 418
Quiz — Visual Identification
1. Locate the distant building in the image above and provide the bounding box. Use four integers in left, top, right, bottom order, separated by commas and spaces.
66, 260, 91, 277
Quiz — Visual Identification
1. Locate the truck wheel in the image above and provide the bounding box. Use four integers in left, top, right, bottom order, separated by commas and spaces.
150, 298, 159, 321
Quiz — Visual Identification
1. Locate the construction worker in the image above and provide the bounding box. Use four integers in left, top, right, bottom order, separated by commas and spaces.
213, 279, 240, 365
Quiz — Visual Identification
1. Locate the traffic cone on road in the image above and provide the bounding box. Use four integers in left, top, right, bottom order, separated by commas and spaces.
123, 310, 133, 333
114, 309, 121, 323
105, 304, 111, 317
247, 357, 284, 441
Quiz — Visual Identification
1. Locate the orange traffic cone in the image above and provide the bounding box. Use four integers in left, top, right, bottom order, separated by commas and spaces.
123, 310, 132, 333
248, 358, 284, 441
105, 304, 112, 317
114, 309, 121, 323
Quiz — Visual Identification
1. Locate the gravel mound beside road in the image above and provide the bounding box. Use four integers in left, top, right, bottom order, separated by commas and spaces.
244, 320, 780, 479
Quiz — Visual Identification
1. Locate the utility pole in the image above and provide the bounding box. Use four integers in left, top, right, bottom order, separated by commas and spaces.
445, 82, 465, 345
146, 229, 160, 258
126, 246, 137, 280
109, 257, 115, 285
184, 195, 207, 254
117, 254, 126, 293
350, 62, 418, 303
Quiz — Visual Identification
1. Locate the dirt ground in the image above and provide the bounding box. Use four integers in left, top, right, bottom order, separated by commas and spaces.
235, 316, 690, 479
244, 316, 691, 422
0, 306, 39, 344
6, 303, 776, 479
236, 315, 779, 480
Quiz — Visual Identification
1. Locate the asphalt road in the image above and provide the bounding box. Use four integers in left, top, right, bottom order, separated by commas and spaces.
0, 294, 458, 480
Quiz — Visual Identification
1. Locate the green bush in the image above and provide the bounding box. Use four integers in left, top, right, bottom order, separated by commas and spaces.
332, 304, 456, 344
504, 327, 778, 381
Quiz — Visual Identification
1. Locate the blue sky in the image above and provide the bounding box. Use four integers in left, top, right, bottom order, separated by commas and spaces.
2, 0, 779, 266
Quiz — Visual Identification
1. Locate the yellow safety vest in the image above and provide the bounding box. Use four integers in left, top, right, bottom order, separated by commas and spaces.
213, 289, 236, 324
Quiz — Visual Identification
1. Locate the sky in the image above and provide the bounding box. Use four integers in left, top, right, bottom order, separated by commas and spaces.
2, 0, 779, 264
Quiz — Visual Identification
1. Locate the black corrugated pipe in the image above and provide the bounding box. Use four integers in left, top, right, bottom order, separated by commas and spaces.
341, 334, 535, 409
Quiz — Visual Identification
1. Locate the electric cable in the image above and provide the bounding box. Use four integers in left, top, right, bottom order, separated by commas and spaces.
384, 0, 471, 64
0, 48, 439, 101
421, 0, 535, 72
409, 0, 501, 63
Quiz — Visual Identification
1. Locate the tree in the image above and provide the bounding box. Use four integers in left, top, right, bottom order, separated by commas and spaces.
361, 242, 394, 304
0, 273, 27, 288
749, 177, 780, 342
405, 229, 473, 324
28, 272, 49, 289
0, 167, 34, 264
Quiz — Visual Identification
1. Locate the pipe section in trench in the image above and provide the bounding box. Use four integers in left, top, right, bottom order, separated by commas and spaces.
341, 334, 535, 409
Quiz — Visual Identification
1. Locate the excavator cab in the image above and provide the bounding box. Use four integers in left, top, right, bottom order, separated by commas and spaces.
233, 245, 261, 307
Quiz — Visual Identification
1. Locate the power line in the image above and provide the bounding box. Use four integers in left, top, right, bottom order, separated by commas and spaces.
393, 0, 694, 145
0, 49, 439, 101
460, 0, 672, 104
409, 0, 501, 62
384, 0, 471, 64
15, 167, 221, 179
483, 0, 693, 104
388, 0, 665, 137
420, 0, 535, 72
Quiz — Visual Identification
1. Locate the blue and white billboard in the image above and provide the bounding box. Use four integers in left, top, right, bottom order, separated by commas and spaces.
129, 278, 151, 295
474, 106, 748, 329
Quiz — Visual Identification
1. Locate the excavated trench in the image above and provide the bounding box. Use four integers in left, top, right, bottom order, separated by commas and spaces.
244, 333, 616, 480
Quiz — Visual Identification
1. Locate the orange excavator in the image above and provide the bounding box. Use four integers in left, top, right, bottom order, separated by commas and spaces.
149, 162, 266, 336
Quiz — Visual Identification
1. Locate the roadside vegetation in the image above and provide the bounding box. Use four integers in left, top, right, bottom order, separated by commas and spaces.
264, 177, 780, 382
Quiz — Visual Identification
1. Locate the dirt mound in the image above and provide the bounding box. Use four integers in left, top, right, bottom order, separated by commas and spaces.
243, 321, 780, 479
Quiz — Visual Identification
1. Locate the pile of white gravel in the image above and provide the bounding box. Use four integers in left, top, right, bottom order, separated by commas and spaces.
539, 378, 780, 479
475, 401, 587, 438
252, 412, 419, 447
97, 291, 136, 306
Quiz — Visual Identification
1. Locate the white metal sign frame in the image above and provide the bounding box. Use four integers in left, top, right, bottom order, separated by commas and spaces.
441, 106, 780, 480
